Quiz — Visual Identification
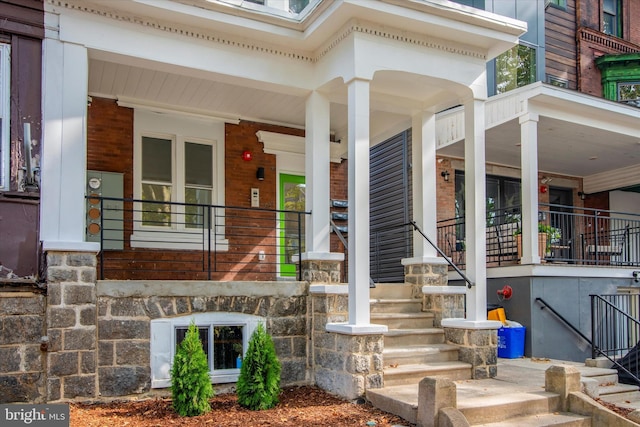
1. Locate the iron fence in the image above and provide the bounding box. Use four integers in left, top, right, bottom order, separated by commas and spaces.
87, 196, 309, 281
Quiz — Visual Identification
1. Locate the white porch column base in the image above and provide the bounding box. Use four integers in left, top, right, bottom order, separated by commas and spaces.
302, 252, 345, 262
326, 323, 388, 335
42, 241, 100, 253
402, 256, 449, 266
441, 319, 502, 329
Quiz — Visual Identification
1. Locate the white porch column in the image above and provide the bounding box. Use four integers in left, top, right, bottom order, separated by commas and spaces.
326, 78, 385, 335
411, 111, 438, 259
40, 39, 98, 252
304, 91, 331, 254
520, 113, 540, 264
462, 98, 487, 323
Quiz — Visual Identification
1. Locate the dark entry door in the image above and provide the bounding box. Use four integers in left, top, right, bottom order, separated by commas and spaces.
549, 187, 574, 261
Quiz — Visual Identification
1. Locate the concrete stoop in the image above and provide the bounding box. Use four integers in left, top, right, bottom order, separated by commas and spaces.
580, 365, 640, 411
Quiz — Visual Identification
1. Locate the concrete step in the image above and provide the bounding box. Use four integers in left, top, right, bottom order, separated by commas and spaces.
383, 328, 445, 347
370, 312, 434, 329
471, 412, 592, 427
370, 298, 423, 314
598, 390, 640, 411
370, 283, 416, 300
384, 344, 460, 365
383, 361, 472, 386
366, 384, 419, 424
579, 367, 619, 386
459, 391, 561, 425
598, 382, 639, 396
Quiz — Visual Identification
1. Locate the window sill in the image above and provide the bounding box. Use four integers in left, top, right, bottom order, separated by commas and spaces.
130, 231, 229, 251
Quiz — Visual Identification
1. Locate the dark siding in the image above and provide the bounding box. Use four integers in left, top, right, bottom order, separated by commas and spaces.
545, 0, 578, 89
370, 131, 412, 283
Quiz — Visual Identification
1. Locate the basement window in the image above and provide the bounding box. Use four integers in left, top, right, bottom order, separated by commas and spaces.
150, 313, 265, 388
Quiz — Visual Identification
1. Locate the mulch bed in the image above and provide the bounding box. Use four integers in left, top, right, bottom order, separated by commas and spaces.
70, 386, 411, 427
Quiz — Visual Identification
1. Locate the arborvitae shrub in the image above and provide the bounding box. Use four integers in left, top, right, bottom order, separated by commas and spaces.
236, 323, 281, 410
170, 322, 214, 416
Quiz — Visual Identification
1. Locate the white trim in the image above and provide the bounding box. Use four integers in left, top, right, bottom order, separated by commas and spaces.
401, 256, 450, 266
325, 323, 388, 335
301, 252, 344, 261
150, 313, 265, 388
42, 241, 101, 252
0, 44, 9, 190
441, 319, 502, 329
118, 96, 240, 124
257, 130, 346, 163
422, 285, 466, 295
448, 264, 640, 281
309, 284, 348, 294
133, 110, 225, 249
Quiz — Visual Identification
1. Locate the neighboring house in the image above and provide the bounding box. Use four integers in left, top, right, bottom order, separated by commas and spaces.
0, 0, 43, 279
371, 0, 640, 362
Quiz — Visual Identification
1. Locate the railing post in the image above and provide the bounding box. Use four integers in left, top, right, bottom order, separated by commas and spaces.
99, 197, 104, 280
207, 205, 212, 280
591, 295, 596, 360
297, 211, 302, 281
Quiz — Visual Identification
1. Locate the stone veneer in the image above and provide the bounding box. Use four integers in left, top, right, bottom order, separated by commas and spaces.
301, 259, 342, 284
311, 290, 384, 400
46, 251, 98, 401
0, 290, 47, 403
97, 281, 310, 397
443, 327, 497, 379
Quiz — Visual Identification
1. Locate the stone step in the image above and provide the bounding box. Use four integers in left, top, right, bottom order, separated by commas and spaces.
384, 344, 459, 365
370, 298, 423, 314
599, 390, 640, 410
598, 382, 639, 396
370, 312, 435, 329
578, 367, 619, 386
366, 384, 419, 424
370, 283, 417, 300
471, 412, 592, 427
383, 361, 472, 387
383, 328, 445, 347
458, 391, 561, 425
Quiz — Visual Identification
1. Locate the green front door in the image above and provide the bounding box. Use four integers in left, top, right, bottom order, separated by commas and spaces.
279, 174, 305, 277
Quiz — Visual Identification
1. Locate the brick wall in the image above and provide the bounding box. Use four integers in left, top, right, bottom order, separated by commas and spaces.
86, 99, 346, 281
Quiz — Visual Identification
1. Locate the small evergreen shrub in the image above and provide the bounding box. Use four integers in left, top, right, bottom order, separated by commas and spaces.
171, 322, 214, 417
236, 323, 281, 410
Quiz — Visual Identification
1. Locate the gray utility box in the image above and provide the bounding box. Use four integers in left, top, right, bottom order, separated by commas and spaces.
86, 170, 124, 250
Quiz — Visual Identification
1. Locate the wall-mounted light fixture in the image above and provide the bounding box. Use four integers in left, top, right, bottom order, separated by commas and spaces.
578, 191, 586, 201
441, 170, 450, 182
256, 167, 265, 181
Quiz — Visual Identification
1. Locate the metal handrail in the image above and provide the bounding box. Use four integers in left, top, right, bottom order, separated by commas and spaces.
535, 297, 592, 344
330, 218, 375, 287
408, 220, 474, 289
591, 294, 640, 385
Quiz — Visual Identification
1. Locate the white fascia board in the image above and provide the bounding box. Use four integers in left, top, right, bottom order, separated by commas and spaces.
58, 9, 315, 93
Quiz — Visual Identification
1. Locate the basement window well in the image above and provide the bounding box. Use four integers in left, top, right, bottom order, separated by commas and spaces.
150, 313, 265, 388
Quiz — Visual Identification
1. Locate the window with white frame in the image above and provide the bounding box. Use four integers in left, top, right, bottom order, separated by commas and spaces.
150, 313, 265, 388
132, 110, 226, 249
0, 43, 10, 190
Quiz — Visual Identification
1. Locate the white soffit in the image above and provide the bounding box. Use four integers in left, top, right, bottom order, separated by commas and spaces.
584, 164, 640, 194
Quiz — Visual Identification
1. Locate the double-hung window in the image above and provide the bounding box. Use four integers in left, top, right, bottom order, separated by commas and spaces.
133, 110, 225, 249
0, 43, 10, 190
603, 0, 622, 37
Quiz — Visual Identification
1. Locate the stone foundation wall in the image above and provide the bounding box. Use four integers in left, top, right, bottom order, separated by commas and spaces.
96, 281, 311, 398
443, 327, 497, 379
423, 294, 465, 327
46, 252, 98, 401
404, 262, 448, 287
312, 292, 384, 400
0, 290, 46, 403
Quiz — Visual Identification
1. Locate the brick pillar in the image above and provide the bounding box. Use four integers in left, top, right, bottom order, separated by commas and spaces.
46, 251, 97, 401
443, 327, 497, 379
311, 288, 383, 400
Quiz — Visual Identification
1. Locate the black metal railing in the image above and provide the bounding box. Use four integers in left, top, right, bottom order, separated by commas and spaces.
591, 294, 640, 385
535, 297, 593, 344
88, 196, 309, 281
437, 204, 640, 268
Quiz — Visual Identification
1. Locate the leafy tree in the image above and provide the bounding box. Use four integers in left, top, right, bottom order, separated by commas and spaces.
236, 323, 281, 410
171, 322, 214, 417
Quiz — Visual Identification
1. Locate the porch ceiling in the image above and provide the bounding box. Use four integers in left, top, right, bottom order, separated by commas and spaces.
437, 84, 640, 184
